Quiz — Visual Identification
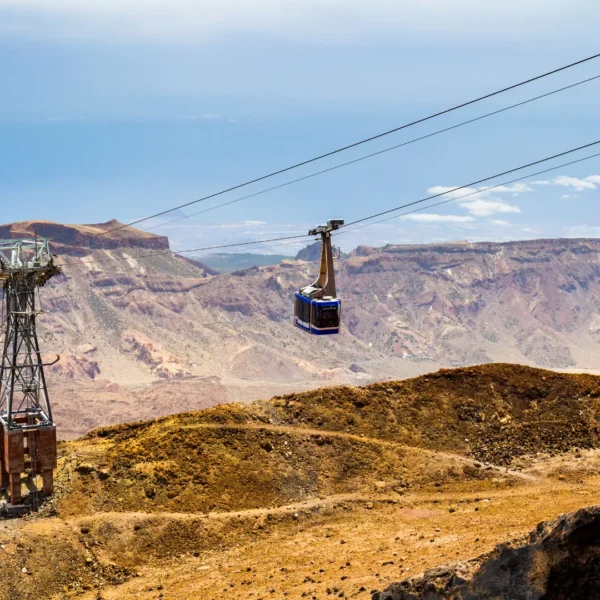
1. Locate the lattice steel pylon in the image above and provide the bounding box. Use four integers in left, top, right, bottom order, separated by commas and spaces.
0, 238, 60, 506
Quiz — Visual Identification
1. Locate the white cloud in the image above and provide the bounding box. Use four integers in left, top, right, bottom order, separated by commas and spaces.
490, 219, 510, 226
459, 199, 521, 217
427, 181, 531, 204
401, 213, 475, 223
479, 183, 532, 195
426, 183, 524, 218
428, 186, 479, 200
531, 175, 600, 192
552, 176, 596, 192
428, 172, 600, 220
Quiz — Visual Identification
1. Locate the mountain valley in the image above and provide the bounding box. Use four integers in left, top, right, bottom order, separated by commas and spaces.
5, 219, 599, 438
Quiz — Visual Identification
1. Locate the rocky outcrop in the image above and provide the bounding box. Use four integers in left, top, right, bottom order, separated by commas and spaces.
295, 241, 344, 262
121, 330, 189, 379
49, 353, 101, 380
295, 241, 322, 261
374, 505, 600, 600
0, 219, 170, 251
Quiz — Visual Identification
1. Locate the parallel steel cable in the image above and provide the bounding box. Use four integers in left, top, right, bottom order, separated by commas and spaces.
56, 52, 600, 257
58, 233, 313, 268
335, 152, 600, 237
340, 140, 600, 229
142, 74, 600, 235
59, 142, 600, 273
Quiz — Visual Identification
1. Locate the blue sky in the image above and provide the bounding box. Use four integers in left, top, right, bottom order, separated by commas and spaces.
0, 0, 599, 255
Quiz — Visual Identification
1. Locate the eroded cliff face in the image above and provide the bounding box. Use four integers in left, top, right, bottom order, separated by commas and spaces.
374, 505, 600, 600
0, 219, 170, 251
6, 220, 600, 436
337, 238, 600, 368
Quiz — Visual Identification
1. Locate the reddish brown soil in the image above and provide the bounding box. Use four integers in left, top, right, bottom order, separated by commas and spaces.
1, 364, 600, 599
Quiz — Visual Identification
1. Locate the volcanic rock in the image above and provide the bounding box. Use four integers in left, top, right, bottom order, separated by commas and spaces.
374, 505, 600, 600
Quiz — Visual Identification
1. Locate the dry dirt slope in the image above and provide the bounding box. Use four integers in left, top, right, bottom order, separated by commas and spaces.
0, 364, 599, 599
55, 363, 600, 518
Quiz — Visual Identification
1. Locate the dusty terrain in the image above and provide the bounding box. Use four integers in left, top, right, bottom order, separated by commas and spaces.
0, 364, 599, 599
378, 504, 600, 599
3, 219, 600, 438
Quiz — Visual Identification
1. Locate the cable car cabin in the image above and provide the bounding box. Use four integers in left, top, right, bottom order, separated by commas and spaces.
294, 293, 341, 335
294, 218, 344, 335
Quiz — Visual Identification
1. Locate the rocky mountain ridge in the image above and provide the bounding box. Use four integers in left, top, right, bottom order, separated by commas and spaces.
340, 237, 600, 368
4, 219, 600, 437
0, 219, 170, 252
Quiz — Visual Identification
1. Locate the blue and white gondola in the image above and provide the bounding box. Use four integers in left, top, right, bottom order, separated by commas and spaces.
293, 218, 344, 336
294, 293, 341, 335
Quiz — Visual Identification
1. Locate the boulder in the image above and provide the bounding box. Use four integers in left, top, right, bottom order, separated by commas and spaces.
374, 505, 600, 599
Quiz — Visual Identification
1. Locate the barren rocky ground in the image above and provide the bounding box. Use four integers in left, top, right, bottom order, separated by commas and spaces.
3, 220, 600, 598
0, 364, 599, 599
377, 504, 600, 599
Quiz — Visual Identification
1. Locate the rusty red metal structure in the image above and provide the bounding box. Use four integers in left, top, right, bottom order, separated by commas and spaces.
0, 239, 59, 507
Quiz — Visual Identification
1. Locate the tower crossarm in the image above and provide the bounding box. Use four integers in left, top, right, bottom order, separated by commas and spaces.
0, 239, 60, 286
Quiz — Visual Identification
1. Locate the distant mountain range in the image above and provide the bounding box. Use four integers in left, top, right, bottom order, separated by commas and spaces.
3, 219, 600, 437
192, 241, 343, 273
193, 252, 289, 273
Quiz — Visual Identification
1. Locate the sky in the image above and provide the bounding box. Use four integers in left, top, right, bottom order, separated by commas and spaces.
0, 0, 599, 255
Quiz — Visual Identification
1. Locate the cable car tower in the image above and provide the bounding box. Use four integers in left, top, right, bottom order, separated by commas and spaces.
0, 238, 59, 508
294, 219, 344, 335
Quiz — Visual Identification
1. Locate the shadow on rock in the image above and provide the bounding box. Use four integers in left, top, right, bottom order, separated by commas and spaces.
374, 505, 600, 600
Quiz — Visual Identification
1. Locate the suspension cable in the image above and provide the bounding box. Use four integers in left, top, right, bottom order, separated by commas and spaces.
56, 52, 600, 258
335, 152, 600, 237
58, 142, 600, 273
140, 74, 600, 235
